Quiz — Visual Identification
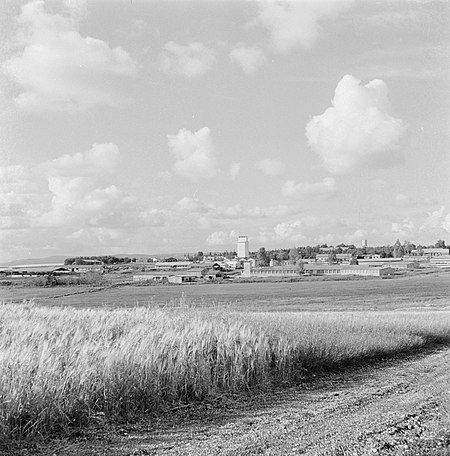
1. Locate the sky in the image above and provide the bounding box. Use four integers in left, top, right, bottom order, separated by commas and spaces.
0, 0, 449, 261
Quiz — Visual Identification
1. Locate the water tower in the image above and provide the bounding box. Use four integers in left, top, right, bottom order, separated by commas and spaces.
237, 236, 249, 259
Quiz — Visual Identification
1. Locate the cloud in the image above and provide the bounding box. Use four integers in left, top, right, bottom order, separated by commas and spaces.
167, 127, 217, 182
206, 230, 238, 247
159, 41, 215, 77
306, 75, 406, 174
42, 143, 120, 176
256, 158, 286, 176
229, 44, 267, 74
229, 162, 241, 180
282, 177, 336, 197
176, 197, 212, 213
442, 213, 450, 233
391, 218, 415, 237
2, 0, 137, 112
252, 0, 353, 54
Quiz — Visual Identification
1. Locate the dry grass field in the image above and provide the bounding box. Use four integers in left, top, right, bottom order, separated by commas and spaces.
1, 272, 449, 455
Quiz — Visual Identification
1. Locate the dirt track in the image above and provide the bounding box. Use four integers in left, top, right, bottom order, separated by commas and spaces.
4, 345, 449, 456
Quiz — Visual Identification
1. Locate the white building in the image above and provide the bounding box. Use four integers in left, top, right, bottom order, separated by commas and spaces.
237, 235, 249, 259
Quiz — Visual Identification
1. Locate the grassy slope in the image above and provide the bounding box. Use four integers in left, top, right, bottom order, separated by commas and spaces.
1, 302, 450, 440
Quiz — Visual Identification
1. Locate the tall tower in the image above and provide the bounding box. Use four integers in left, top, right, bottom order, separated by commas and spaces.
362, 239, 368, 248
237, 236, 249, 259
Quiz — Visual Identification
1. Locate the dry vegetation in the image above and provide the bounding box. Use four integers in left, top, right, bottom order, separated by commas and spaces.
1, 301, 450, 441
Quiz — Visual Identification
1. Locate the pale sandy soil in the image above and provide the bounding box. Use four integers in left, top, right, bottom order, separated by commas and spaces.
3, 345, 449, 456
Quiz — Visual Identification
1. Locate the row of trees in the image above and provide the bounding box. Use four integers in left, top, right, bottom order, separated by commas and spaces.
64, 256, 137, 265
64, 240, 446, 267
251, 240, 447, 267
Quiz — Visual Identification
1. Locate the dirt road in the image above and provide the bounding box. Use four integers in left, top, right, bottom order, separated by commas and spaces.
3, 346, 450, 456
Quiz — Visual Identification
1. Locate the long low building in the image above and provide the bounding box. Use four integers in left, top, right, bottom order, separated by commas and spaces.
241, 264, 299, 278
303, 265, 395, 277
429, 255, 450, 268
133, 270, 202, 283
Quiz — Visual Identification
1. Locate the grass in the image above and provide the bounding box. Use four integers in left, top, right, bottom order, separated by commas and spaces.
1, 301, 450, 440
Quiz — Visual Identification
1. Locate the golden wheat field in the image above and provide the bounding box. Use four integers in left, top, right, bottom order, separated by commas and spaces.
1, 300, 450, 439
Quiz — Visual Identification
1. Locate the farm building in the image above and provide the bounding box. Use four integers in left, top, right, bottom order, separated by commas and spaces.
154, 261, 192, 270
241, 262, 299, 278
303, 265, 395, 277
429, 255, 450, 268
315, 253, 353, 263
133, 270, 202, 283
411, 248, 450, 257
382, 261, 419, 270
357, 258, 407, 267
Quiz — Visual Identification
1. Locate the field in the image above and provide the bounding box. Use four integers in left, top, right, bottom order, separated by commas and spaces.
1, 272, 450, 455
1, 271, 449, 311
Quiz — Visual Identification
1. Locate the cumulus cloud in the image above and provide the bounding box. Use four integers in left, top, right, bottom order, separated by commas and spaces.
2, 0, 137, 112
206, 230, 238, 246
37, 144, 135, 228
391, 218, 415, 237
282, 177, 336, 197
159, 41, 216, 77
167, 127, 217, 182
253, 0, 353, 54
256, 158, 286, 176
306, 75, 406, 174
42, 143, 120, 176
229, 44, 267, 74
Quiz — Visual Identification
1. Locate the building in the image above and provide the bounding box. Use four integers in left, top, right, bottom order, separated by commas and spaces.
133, 270, 202, 283
421, 248, 450, 257
362, 240, 368, 247
154, 261, 192, 270
303, 264, 394, 277
381, 261, 419, 270
316, 253, 353, 263
429, 255, 450, 268
237, 235, 249, 259
241, 262, 299, 278
357, 257, 407, 267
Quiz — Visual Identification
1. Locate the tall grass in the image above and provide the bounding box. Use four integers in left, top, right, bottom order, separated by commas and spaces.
1, 302, 450, 439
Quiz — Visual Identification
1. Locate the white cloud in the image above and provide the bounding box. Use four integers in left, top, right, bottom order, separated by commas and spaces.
206, 230, 238, 247
392, 218, 415, 237
253, 0, 353, 54
167, 127, 217, 182
306, 75, 406, 174
419, 206, 445, 232
229, 162, 241, 180
442, 213, 450, 233
43, 143, 120, 176
176, 197, 212, 213
282, 177, 336, 197
159, 41, 216, 77
2, 0, 137, 112
229, 44, 267, 74
256, 158, 286, 176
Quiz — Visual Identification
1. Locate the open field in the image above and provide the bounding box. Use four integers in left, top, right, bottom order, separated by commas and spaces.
1, 271, 449, 311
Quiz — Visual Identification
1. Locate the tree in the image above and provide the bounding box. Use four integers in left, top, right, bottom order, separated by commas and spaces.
393, 240, 404, 258
327, 252, 338, 264
256, 247, 269, 267
288, 247, 299, 264
295, 259, 304, 273
435, 240, 446, 249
